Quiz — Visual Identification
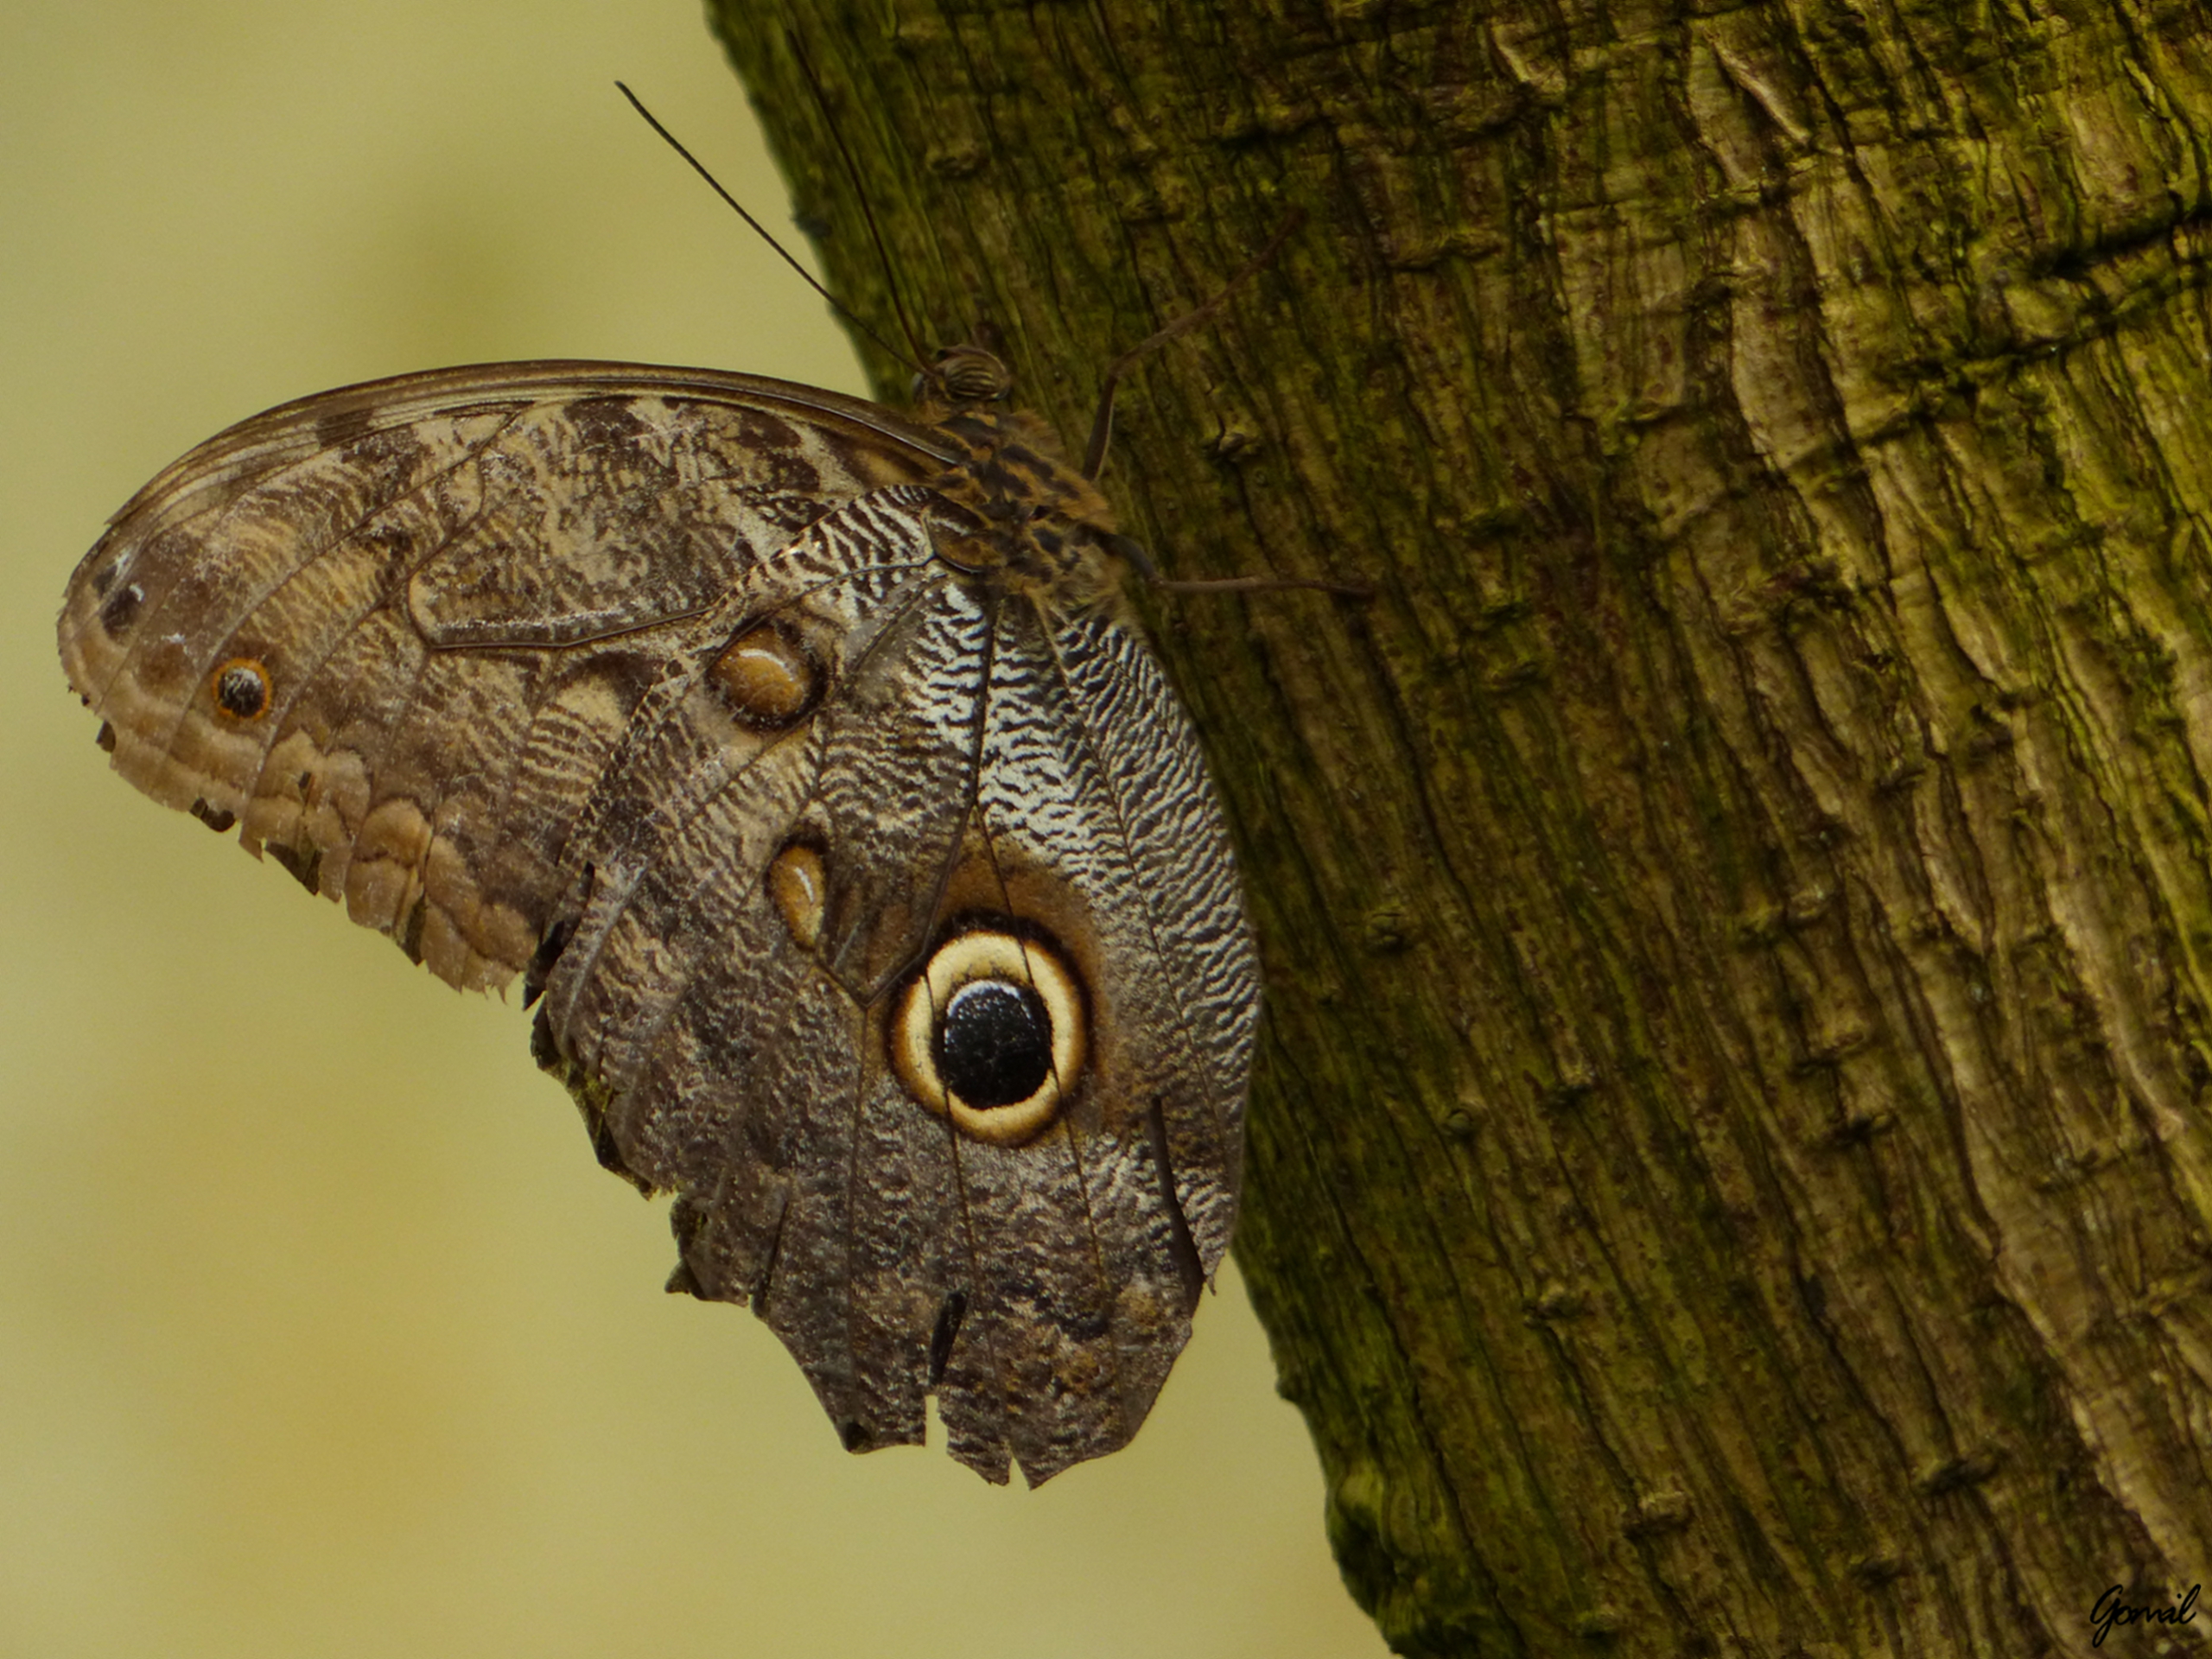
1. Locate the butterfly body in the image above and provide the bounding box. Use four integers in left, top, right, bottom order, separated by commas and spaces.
60, 353, 1257, 1484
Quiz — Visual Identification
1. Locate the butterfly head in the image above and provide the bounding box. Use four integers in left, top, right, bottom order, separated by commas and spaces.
910, 344, 1014, 415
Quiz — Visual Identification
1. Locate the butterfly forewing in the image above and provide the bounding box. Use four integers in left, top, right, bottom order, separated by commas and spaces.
60, 364, 946, 988
60, 351, 1262, 1485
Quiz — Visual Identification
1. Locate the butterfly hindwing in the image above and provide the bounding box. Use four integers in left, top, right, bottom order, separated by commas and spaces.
536, 578, 1258, 1484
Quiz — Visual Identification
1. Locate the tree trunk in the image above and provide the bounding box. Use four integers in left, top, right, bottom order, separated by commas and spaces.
711, 2, 2212, 1652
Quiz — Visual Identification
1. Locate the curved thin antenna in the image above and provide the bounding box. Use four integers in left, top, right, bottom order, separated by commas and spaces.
785, 34, 933, 370
1081, 208, 1308, 480
614, 81, 924, 378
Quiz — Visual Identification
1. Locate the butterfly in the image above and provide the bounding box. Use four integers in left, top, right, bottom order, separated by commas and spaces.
56, 336, 1262, 1486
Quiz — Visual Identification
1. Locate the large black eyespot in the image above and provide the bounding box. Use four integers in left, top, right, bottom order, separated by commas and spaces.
938, 980, 1052, 1107
890, 926, 1085, 1145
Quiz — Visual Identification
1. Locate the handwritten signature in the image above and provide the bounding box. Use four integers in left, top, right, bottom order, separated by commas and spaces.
2092, 1584, 2199, 1648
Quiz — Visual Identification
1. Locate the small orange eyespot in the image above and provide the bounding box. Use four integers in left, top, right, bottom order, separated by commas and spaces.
709, 622, 818, 728
766, 841, 827, 952
210, 658, 271, 721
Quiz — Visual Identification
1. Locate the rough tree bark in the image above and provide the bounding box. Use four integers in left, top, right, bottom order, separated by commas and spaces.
712, 2, 2212, 1653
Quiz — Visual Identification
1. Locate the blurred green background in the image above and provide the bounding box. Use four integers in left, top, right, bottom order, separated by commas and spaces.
1, 4, 1388, 1656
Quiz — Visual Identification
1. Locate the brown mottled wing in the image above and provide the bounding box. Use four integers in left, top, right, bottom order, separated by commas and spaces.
58, 361, 952, 989
525, 546, 1258, 1484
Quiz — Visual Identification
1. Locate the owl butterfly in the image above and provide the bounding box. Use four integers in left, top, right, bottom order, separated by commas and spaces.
60, 253, 1272, 1481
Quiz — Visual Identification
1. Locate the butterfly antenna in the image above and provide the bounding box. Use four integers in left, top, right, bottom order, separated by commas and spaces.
614, 82, 922, 377
785, 33, 935, 372
1080, 208, 1308, 480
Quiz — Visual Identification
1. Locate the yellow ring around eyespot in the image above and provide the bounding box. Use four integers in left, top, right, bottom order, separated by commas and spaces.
890, 930, 1085, 1146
